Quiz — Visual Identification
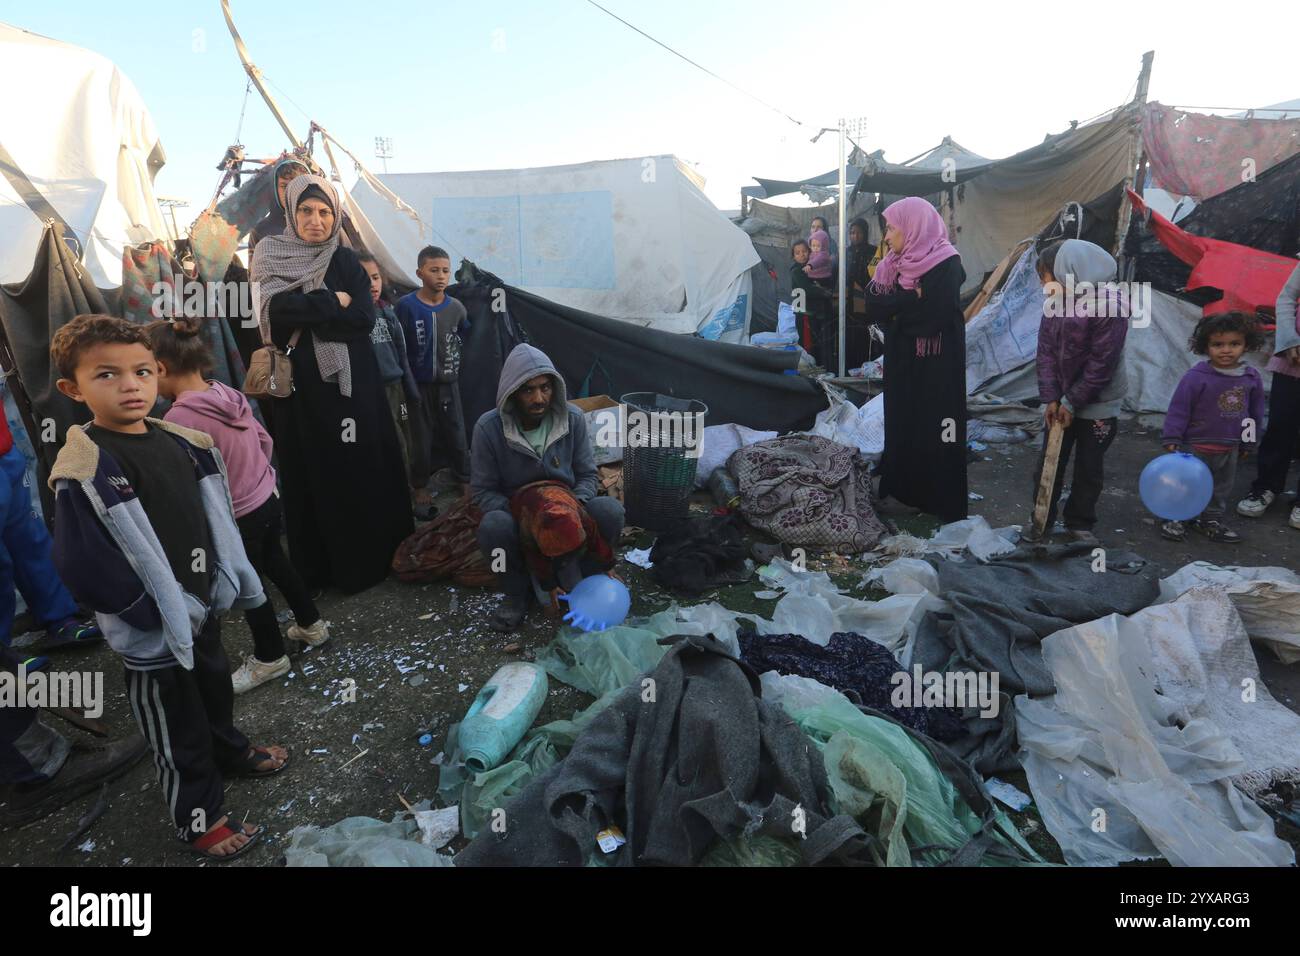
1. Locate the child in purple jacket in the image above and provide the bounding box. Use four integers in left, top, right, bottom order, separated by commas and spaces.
1029, 239, 1129, 543
1159, 312, 1266, 543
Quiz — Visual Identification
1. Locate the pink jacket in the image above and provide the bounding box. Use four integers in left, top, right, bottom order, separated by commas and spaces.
163, 381, 276, 519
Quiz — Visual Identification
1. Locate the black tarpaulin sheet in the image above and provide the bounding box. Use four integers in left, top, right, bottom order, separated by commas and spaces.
0, 224, 103, 472
1130, 151, 1300, 299
454, 264, 826, 434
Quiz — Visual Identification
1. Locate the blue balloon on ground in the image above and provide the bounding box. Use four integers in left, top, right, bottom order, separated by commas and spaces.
1139, 452, 1214, 521
559, 575, 631, 632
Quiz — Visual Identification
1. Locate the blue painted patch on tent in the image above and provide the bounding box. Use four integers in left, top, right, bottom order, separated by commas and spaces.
431, 191, 615, 290
697, 293, 748, 340
431, 195, 521, 283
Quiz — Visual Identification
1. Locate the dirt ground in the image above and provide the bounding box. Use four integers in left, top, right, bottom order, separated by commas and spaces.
3, 418, 1298, 867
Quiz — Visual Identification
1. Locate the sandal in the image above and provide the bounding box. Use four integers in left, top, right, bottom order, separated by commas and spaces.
226, 744, 289, 779
185, 814, 263, 862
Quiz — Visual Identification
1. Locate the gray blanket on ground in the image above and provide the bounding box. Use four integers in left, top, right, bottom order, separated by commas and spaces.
913, 543, 1160, 773
458, 634, 877, 867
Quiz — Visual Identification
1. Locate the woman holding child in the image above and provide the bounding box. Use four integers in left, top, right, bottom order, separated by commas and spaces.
863, 197, 968, 523
250, 175, 412, 594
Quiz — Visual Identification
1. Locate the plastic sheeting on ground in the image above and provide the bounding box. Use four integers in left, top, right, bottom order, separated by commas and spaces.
284, 815, 455, 867
694, 423, 778, 488
1137, 589, 1300, 801
1016, 589, 1296, 867
760, 673, 1044, 867
1158, 562, 1300, 665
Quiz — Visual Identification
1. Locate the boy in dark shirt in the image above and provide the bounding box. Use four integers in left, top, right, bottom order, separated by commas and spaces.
48, 314, 285, 861
395, 245, 470, 496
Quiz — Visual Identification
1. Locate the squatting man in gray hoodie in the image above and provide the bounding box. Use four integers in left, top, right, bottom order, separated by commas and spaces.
471, 345, 625, 632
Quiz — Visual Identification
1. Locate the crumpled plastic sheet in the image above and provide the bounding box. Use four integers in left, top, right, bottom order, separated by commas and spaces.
284, 815, 455, 867
810, 392, 884, 458
755, 558, 946, 661
693, 423, 779, 488
862, 516, 1021, 566
1158, 562, 1300, 664
1015, 591, 1295, 868
760, 672, 1043, 867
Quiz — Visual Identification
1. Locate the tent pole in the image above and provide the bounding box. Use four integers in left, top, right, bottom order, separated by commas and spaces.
220, 0, 304, 150
1113, 51, 1154, 273
837, 117, 847, 378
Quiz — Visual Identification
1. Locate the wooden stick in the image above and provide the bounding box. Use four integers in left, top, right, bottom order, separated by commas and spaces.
1032, 420, 1066, 538
337, 748, 369, 772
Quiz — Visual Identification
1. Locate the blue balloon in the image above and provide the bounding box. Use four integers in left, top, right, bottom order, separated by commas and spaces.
1139, 452, 1214, 521
558, 575, 631, 632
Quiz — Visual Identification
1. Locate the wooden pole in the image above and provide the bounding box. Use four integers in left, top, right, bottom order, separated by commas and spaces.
220, 0, 304, 150
1113, 51, 1155, 271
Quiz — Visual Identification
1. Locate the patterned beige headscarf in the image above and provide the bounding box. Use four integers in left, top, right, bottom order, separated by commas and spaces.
250, 174, 353, 396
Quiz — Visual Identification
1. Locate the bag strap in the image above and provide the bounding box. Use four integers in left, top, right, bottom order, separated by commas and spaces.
285, 329, 303, 352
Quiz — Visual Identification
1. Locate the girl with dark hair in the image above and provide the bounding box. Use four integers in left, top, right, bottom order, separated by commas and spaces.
150, 318, 327, 693
1159, 311, 1265, 543
250, 175, 413, 593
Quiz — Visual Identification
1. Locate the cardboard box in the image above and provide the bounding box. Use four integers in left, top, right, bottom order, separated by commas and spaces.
571, 394, 623, 465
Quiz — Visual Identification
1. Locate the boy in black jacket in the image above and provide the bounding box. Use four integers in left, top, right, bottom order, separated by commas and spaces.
49, 314, 286, 861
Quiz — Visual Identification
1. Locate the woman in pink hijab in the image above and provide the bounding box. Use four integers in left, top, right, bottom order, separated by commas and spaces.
864, 197, 968, 522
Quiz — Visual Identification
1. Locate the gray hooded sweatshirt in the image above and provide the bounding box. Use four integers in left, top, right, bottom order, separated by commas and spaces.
470, 344, 598, 514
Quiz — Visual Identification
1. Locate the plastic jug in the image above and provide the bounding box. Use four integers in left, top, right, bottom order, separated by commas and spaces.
458, 663, 548, 773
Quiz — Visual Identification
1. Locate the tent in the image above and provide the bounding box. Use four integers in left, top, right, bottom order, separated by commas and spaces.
0, 22, 169, 288
351, 155, 759, 340
854, 109, 1139, 293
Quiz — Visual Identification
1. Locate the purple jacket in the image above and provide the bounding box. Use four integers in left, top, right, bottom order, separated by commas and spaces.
1036, 293, 1129, 419
1161, 361, 1265, 448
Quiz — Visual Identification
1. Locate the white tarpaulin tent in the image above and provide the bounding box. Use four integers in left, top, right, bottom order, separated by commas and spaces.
0, 22, 169, 287
351, 155, 759, 339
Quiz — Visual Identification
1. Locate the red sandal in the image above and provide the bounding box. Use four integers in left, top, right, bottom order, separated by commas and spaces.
186, 814, 263, 862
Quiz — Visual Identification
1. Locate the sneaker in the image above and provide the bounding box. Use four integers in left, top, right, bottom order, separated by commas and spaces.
0, 735, 148, 827
42, 617, 103, 650
1066, 529, 1099, 545
1160, 519, 1186, 542
287, 619, 330, 648
1291, 506, 1300, 531
231, 654, 291, 694
1236, 490, 1276, 518
1191, 518, 1242, 543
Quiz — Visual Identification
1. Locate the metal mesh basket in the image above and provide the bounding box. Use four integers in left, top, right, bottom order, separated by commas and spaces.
619, 392, 708, 530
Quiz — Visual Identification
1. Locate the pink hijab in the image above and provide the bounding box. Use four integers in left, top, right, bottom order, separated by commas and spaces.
870, 197, 959, 292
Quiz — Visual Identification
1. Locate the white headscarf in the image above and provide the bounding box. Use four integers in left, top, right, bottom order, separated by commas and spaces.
250, 174, 353, 396
1053, 239, 1117, 285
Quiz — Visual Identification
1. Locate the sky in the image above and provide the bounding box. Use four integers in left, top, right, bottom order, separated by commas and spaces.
2, 0, 1297, 218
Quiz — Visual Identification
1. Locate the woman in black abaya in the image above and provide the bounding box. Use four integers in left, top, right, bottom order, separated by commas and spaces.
251, 175, 413, 593
863, 197, 968, 523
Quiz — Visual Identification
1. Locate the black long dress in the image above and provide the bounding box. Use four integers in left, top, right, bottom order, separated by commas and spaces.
269, 246, 413, 593
863, 254, 968, 523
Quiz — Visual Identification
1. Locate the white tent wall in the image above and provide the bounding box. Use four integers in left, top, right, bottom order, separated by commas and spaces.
0, 23, 169, 287
350, 155, 758, 337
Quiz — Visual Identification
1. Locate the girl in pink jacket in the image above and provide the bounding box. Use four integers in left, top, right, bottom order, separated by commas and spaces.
149, 319, 329, 694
